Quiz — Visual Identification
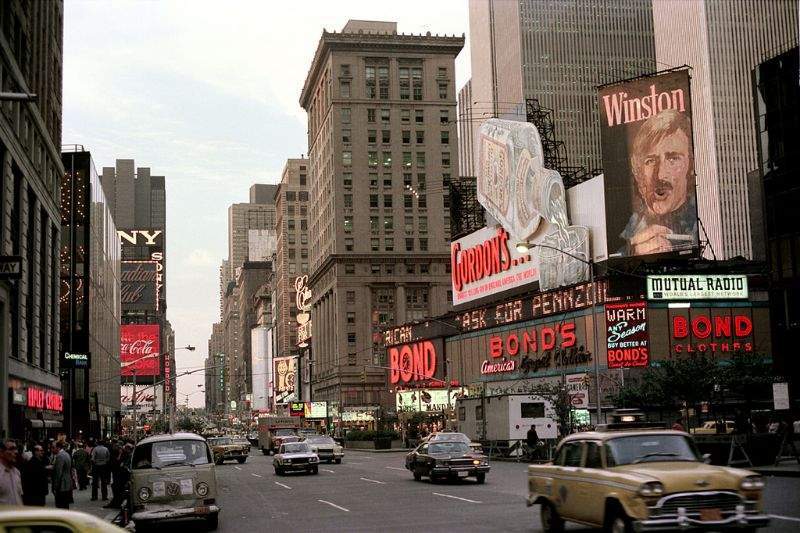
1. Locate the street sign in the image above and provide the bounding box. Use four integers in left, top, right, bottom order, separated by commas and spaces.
773, 382, 790, 410
0, 256, 22, 279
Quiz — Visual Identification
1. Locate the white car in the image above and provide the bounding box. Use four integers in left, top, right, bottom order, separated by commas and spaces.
273, 442, 320, 475
304, 435, 344, 464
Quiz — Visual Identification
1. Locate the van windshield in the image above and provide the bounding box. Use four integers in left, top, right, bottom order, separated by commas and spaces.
133, 440, 212, 469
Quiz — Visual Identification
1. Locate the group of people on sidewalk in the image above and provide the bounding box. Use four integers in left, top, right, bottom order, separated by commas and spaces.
0, 436, 134, 511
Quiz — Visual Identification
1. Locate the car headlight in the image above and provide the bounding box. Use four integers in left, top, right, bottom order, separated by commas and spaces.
138, 487, 152, 502
310, 456, 319, 463
472, 459, 481, 465
637, 481, 665, 497
435, 459, 447, 466
741, 476, 765, 490
196, 482, 209, 496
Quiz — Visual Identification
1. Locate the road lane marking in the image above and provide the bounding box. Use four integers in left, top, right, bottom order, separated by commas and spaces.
318, 499, 350, 512
360, 477, 386, 484
234, 466, 242, 471
322, 469, 335, 473
432, 492, 482, 504
385, 466, 405, 471
251, 473, 262, 478
274, 482, 292, 489
771, 515, 800, 523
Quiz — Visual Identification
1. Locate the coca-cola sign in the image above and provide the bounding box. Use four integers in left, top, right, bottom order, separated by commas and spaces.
121, 324, 161, 377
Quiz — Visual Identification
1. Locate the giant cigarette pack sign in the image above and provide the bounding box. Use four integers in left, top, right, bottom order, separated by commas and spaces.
605, 302, 649, 369
121, 324, 160, 377
599, 70, 699, 259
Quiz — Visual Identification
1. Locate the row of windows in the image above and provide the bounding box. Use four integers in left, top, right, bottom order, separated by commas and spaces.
285, 190, 310, 202
343, 172, 447, 191
343, 129, 450, 146
341, 108, 450, 125
343, 263, 434, 278
343, 151, 451, 168
341, 236, 432, 254
339, 64, 449, 101
286, 219, 308, 231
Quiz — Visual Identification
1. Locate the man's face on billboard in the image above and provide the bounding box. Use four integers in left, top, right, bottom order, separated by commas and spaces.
634, 129, 691, 216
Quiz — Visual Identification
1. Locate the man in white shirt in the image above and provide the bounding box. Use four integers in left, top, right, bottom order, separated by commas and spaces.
0, 440, 23, 505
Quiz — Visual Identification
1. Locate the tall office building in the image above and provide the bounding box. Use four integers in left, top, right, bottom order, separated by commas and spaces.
653, 0, 798, 259
227, 201, 277, 278
274, 158, 309, 361
0, 1, 65, 440
457, 80, 475, 177
101, 160, 166, 230
467, 0, 656, 172
206, 323, 225, 414
300, 20, 462, 409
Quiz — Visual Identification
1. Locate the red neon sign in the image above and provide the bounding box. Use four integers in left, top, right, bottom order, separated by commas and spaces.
121, 324, 161, 376
671, 314, 754, 354
389, 341, 438, 384
450, 227, 514, 292
27, 387, 63, 412
488, 322, 577, 358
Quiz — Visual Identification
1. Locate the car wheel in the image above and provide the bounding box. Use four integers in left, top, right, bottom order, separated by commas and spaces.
334, 458, 342, 464
413, 467, 422, 481
476, 473, 486, 484
237, 457, 247, 464
606, 509, 632, 533
206, 512, 219, 531
540, 501, 565, 533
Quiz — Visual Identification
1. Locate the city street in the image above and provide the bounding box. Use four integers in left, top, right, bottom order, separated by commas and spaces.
70, 450, 800, 532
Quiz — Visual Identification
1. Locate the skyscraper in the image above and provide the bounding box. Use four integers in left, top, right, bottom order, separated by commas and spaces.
227, 201, 277, 278
653, 0, 798, 259
467, 0, 656, 171
300, 20, 463, 409
457, 79, 475, 177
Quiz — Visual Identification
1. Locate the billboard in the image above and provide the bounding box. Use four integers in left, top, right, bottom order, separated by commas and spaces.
121, 261, 159, 311
120, 384, 164, 412
274, 356, 297, 404
605, 302, 650, 369
565, 373, 590, 409
388, 339, 444, 386
646, 275, 748, 300
118, 229, 165, 309
396, 388, 465, 413
598, 70, 698, 259
121, 324, 161, 377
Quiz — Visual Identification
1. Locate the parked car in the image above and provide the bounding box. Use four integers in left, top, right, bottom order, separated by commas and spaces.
691, 420, 736, 435
130, 432, 220, 530
527, 426, 770, 532
405, 440, 490, 483
304, 435, 344, 463
273, 441, 320, 475
207, 436, 249, 464
0, 507, 126, 532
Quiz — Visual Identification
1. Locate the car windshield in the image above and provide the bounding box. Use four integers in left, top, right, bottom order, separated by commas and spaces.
282, 443, 310, 454
275, 429, 296, 436
306, 436, 334, 445
428, 442, 470, 455
210, 437, 231, 445
132, 440, 211, 469
606, 435, 700, 466
430, 433, 470, 444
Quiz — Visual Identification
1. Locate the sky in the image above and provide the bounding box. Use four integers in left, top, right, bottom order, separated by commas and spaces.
63, 0, 471, 407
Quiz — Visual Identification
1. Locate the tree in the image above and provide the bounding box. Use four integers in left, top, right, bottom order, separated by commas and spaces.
720, 353, 773, 411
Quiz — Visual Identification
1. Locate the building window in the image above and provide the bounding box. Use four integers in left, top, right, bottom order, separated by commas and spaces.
345, 238, 354, 251
442, 173, 451, 187
441, 131, 449, 144
342, 129, 351, 143
301, 234, 307, 244
368, 130, 377, 144
406, 264, 415, 275
442, 152, 451, 166
371, 264, 381, 274
417, 173, 426, 190
401, 109, 410, 123
385, 237, 394, 251
300, 173, 307, 185
438, 82, 448, 99
343, 151, 352, 166
286, 191, 296, 201
416, 152, 426, 167
343, 173, 352, 188
340, 64, 351, 77
415, 109, 424, 123
365, 66, 376, 98
440, 109, 449, 124
403, 173, 412, 188
347, 312, 356, 324
370, 194, 379, 209
383, 174, 392, 188
378, 66, 389, 99
382, 151, 392, 167
348, 332, 357, 344
344, 194, 353, 209
405, 238, 414, 251
402, 130, 410, 144
419, 216, 428, 233
370, 216, 379, 232
345, 264, 355, 274
412, 67, 423, 100
344, 215, 353, 233
404, 216, 413, 234
403, 152, 412, 168
443, 194, 451, 209
418, 194, 427, 208
288, 205, 296, 215
288, 220, 296, 231
385, 264, 394, 275
382, 130, 391, 144
367, 108, 376, 123
381, 108, 390, 123
288, 248, 296, 259
369, 173, 378, 188
340, 80, 351, 98
420, 263, 430, 274
300, 219, 308, 230
404, 195, 413, 210
438, 67, 447, 78
416, 131, 424, 144
341, 108, 351, 124
383, 195, 393, 208
368, 151, 378, 166
399, 67, 410, 100
384, 216, 394, 232
371, 238, 380, 252
346, 290, 356, 304
419, 238, 428, 251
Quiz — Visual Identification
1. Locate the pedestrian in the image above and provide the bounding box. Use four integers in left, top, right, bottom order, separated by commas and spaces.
72, 443, 89, 490
104, 441, 123, 508
0, 440, 23, 505
21, 444, 48, 506
90, 439, 110, 501
51, 440, 73, 509
671, 418, 685, 432
526, 424, 540, 460
106, 443, 132, 508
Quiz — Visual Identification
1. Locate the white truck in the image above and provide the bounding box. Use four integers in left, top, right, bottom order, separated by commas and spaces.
456, 394, 557, 449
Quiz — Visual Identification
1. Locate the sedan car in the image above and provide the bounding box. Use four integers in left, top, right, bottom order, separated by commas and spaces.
406, 440, 490, 483
0, 507, 127, 532
304, 435, 344, 463
273, 442, 320, 475
207, 436, 249, 464
423, 431, 483, 452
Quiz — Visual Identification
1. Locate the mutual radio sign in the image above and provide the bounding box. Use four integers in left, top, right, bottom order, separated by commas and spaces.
647, 275, 748, 300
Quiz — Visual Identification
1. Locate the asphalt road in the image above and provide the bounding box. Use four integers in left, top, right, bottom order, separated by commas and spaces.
71, 449, 800, 532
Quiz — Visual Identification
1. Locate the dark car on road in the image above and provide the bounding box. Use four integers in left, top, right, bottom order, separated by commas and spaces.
405, 440, 490, 483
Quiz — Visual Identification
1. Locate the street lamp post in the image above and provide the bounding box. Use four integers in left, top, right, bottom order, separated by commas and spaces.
517, 242, 604, 425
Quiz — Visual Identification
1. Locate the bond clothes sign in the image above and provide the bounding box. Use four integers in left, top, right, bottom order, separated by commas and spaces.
670, 313, 754, 354
121, 324, 161, 377
475, 119, 590, 294
450, 226, 538, 305
388, 339, 443, 385
647, 275, 748, 300
599, 70, 699, 259
605, 302, 650, 369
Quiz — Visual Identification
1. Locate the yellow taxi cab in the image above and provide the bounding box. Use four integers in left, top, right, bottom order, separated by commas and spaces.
526, 419, 770, 532
0, 506, 126, 532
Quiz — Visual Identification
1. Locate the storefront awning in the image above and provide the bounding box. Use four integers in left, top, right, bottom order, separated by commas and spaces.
27, 419, 61, 429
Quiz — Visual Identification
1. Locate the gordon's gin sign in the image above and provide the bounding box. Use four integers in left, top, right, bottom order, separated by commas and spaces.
121, 324, 161, 377
451, 226, 539, 306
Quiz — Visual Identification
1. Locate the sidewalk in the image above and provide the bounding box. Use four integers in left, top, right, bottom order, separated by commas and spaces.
71, 484, 122, 523
754, 462, 800, 478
